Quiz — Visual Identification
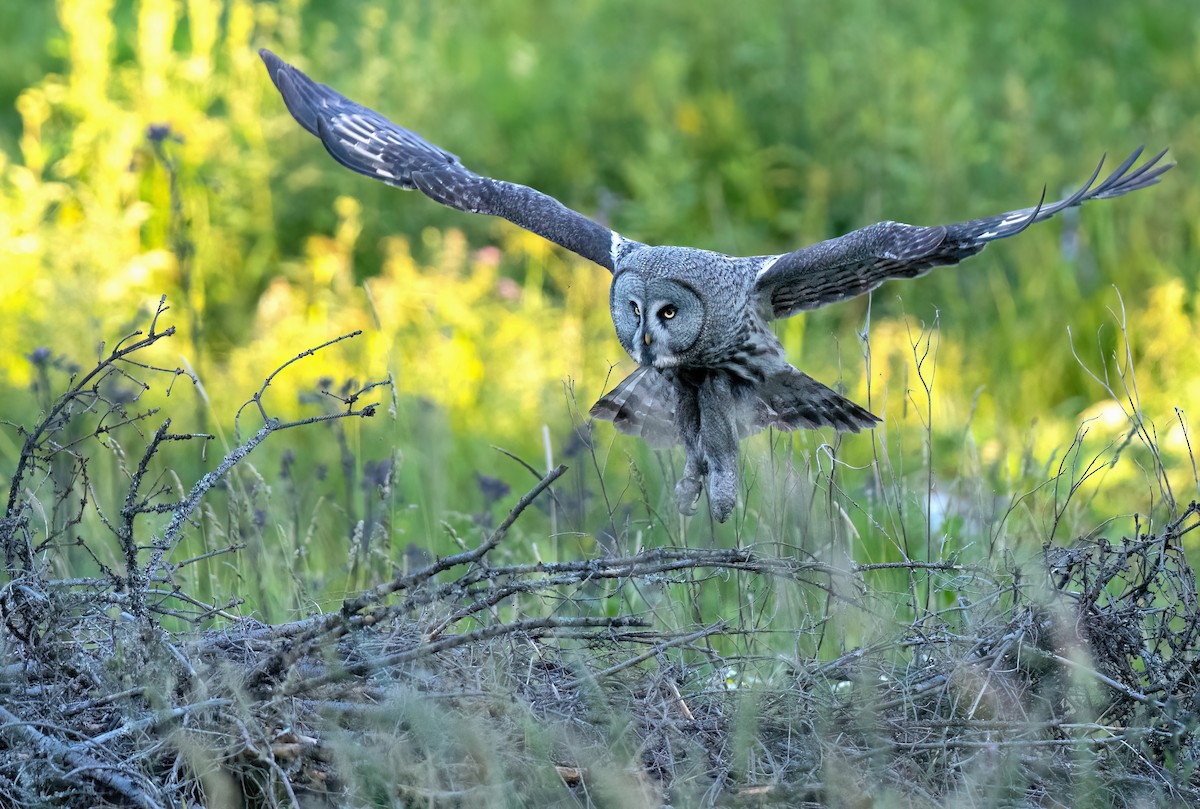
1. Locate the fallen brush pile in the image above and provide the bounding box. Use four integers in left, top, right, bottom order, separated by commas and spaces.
2, 489, 1198, 808
2, 304, 1199, 807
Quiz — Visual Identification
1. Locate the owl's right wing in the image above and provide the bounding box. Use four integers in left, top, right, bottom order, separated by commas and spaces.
260, 50, 636, 272
754, 147, 1173, 320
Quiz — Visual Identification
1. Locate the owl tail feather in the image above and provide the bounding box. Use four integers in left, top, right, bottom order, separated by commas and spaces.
589, 367, 680, 448
746, 365, 880, 435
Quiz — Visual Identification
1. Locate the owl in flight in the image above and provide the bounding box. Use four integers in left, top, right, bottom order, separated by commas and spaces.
260, 50, 1172, 523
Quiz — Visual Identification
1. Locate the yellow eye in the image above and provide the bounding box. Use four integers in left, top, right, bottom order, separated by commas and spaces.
661, 305, 677, 320
630, 301, 641, 317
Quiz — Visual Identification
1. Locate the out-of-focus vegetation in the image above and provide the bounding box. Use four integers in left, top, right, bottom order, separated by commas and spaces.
1, 0, 1197, 618
2, 3, 1199, 805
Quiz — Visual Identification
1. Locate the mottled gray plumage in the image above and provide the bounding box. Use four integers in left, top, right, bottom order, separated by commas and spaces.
260, 49, 1174, 522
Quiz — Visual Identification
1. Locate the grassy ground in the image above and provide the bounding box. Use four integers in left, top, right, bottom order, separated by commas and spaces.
1, 305, 1197, 807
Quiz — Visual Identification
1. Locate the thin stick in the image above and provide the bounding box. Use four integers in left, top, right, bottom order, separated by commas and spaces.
576, 622, 725, 686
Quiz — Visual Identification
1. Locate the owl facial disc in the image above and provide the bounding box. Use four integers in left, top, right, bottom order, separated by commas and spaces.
610, 272, 702, 368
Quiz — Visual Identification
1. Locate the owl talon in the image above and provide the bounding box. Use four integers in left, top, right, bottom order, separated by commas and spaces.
675, 476, 703, 515
709, 494, 735, 523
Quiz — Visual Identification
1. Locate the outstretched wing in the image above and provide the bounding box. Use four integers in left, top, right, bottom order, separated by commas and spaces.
755, 147, 1173, 320
260, 49, 635, 271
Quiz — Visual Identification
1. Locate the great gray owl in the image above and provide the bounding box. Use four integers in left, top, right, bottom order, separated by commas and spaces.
260, 50, 1173, 523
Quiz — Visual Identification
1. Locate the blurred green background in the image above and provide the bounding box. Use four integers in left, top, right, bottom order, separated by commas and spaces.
0, 0, 1196, 622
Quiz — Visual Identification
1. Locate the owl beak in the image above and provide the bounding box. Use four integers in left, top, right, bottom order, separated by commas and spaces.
637, 330, 656, 365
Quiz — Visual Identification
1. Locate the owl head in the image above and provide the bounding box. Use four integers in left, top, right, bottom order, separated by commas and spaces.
609, 246, 715, 369
609, 245, 751, 371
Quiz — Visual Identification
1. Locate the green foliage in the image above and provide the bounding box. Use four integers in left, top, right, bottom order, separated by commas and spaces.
1, 0, 1197, 622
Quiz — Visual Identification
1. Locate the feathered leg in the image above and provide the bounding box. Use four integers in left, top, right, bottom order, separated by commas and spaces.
698, 374, 739, 523
673, 384, 705, 516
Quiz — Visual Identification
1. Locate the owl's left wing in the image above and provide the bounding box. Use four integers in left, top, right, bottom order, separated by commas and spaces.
260, 50, 635, 271
754, 147, 1173, 320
